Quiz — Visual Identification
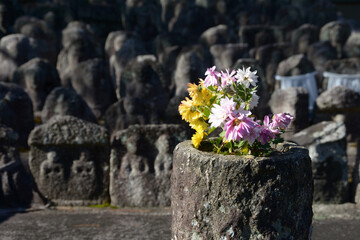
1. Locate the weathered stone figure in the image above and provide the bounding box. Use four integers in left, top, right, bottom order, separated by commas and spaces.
39, 151, 66, 199
69, 151, 98, 199
110, 124, 191, 207
28, 115, 110, 205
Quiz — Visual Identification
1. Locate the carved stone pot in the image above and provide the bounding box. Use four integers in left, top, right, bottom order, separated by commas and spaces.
171, 141, 313, 240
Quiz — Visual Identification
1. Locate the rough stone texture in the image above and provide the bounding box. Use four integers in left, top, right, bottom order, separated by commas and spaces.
28, 115, 110, 205
269, 87, 309, 136
316, 86, 360, 112
316, 86, 360, 141
290, 121, 348, 203
276, 54, 315, 76
124, 1, 162, 43
63, 58, 117, 119
253, 43, 294, 91
200, 24, 230, 47
14, 16, 57, 64
291, 24, 319, 54
324, 57, 360, 75
172, 141, 313, 240
320, 20, 351, 58
109, 38, 148, 99
345, 32, 360, 58
110, 124, 191, 207
307, 41, 337, 74
0, 49, 17, 82
57, 21, 102, 82
119, 55, 169, 122
0, 125, 32, 207
238, 25, 284, 49
0, 34, 45, 66
104, 31, 133, 58
210, 43, 249, 70
104, 98, 147, 141
0, 82, 34, 146
12, 58, 60, 112
170, 5, 215, 44
41, 87, 97, 124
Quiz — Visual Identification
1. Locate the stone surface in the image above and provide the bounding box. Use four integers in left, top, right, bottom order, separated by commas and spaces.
290, 121, 348, 203
0, 125, 32, 207
269, 87, 309, 135
307, 41, 337, 74
41, 87, 97, 124
104, 98, 147, 140
324, 57, 360, 75
63, 58, 117, 119
316, 86, 360, 112
320, 20, 351, 58
0, 82, 34, 146
124, 1, 162, 42
28, 115, 110, 205
119, 55, 169, 123
170, 5, 215, 44
291, 23, 319, 54
0, 204, 360, 240
238, 25, 284, 48
276, 54, 315, 76
104, 31, 133, 58
253, 43, 294, 91
14, 16, 57, 64
0, 208, 172, 240
57, 21, 102, 81
12, 58, 60, 112
345, 32, 360, 58
316, 86, 360, 141
210, 43, 249, 70
172, 141, 313, 239
200, 24, 229, 47
109, 38, 148, 98
110, 124, 191, 207
0, 49, 17, 82
0, 34, 44, 66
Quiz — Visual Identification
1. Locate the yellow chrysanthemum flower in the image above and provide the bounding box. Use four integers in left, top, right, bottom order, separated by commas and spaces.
191, 131, 206, 149
187, 82, 201, 99
178, 97, 201, 122
189, 119, 208, 133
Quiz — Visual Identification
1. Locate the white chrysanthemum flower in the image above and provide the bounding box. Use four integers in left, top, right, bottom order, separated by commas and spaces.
209, 97, 236, 128
235, 67, 258, 88
249, 92, 259, 109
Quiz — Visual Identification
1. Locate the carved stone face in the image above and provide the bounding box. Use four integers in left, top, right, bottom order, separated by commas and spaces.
39, 152, 65, 195
69, 151, 98, 198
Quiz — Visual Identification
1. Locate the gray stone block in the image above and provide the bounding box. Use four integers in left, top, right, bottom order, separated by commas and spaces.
290, 121, 348, 203
172, 141, 313, 239
28, 115, 110, 206
110, 124, 191, 207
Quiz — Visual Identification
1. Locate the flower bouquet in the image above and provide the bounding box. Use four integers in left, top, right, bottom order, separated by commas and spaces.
178, 66, 294, 156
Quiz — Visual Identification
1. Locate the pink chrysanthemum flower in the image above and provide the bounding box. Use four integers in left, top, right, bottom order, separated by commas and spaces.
204, 66, 220, 87
257, 115, 277, 145
220, 69, 236, 89
224, 113, 256, 141
271, 113, 294, 130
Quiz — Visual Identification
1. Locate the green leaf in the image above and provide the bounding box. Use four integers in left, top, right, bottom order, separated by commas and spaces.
203, 108, 211, 118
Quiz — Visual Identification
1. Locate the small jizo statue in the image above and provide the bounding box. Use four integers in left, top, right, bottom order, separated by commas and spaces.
69, 150, 98, 198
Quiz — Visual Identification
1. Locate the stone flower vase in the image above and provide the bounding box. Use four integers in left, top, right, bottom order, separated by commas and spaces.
171, 140, 313, 240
